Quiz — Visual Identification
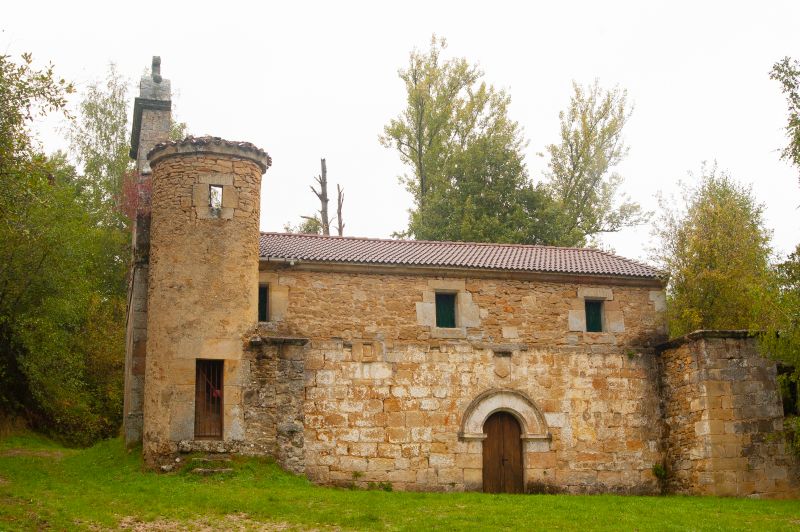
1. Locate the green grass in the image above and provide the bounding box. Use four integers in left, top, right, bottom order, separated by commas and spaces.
0, 433, 798, 530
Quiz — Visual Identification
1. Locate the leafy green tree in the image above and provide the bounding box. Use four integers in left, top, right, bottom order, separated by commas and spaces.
651, 164, 775, 336
770, 57, 800, 185
381, 37, 553, 243
544, 81, 647, 246
283, 216, 323, 235
0, 54, 124, 445
67, 64, 131, 211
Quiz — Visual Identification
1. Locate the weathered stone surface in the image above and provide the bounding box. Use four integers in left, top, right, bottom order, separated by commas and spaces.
659, 335, 798, 498
123, 61, 171, 448
142, 143, 266, 467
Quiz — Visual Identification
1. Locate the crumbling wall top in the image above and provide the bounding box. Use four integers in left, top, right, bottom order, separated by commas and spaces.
148, 135, 272, 173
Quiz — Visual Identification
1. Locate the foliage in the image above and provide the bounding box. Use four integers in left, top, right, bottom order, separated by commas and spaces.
651, 463, 667, 481
380, 37, 555, 243
544, 81, 648, 246
770, 56, 800, 185
283, 216, 323, 235
0, 54, 125, 446
783, 416, 800, 458
67, 64, 131, 213
381, 38, 644, 246
763, 245, 800, 365
1, 436, 800, 530
651, 164, 775, 336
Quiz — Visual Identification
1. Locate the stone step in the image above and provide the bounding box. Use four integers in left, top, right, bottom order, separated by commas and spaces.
191, 456, 232, 463
190, 467, 234, 476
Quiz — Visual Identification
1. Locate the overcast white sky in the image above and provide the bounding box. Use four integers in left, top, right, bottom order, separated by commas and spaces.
4, 0, 799, 262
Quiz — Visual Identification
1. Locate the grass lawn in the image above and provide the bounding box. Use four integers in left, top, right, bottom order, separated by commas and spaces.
0, 433, 798, 531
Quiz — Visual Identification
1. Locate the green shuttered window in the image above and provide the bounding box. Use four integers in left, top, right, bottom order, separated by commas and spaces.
258, 284, 269, 322
585, 300, 603, 332
436, 293, 457, 328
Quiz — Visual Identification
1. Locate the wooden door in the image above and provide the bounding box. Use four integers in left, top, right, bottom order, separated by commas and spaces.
482, 411, 524, 493
195, 359, 223, 439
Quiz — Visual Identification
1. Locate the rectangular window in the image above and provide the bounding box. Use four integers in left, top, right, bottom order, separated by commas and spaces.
209, 185, 223, 211
585, 300, 603, 332
258, 284, 269, 322
435, 292, 457, 328
195, 359, 223, 439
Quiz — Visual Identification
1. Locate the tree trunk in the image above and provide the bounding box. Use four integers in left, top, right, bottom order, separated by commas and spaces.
311, 158, 330, 235
336, 184, 345, 236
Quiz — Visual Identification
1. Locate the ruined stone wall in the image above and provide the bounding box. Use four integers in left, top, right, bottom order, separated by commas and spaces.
142, 141, 267, 465
256, 267, 667, 492
659, 332, 798, 498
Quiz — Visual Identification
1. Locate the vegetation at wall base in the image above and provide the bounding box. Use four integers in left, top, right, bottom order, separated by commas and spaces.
0, 432, 798, 531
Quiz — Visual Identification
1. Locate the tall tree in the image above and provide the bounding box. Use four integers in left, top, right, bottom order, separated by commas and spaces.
381, 37, 551, 243
0, 54, 125, 445
544, 81, 647, 247
651, 164, 775, 336
770, 56, 800, 186
67, 64, 131, 211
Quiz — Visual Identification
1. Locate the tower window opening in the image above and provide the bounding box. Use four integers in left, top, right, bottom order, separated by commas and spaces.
209, 185, 223, 214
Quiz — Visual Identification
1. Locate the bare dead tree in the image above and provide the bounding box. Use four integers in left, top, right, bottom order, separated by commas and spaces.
310, 158, 330, 235
336, 183, 345, 236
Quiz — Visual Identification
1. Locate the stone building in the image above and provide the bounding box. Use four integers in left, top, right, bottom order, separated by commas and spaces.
124, 58, 797, 497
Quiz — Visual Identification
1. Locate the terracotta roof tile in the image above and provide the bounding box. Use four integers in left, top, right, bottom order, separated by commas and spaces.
259, 233, 661, 279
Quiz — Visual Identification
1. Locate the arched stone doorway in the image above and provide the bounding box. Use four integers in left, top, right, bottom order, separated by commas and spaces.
482, 411, 524, 493
459, 389, 551, 494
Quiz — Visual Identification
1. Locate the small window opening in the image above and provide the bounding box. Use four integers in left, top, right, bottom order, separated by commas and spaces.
195, 359, 223, 439
435, 292, 457, 328
209, 185, 223, 214
585, 300, 603, 332
258, 284, 269, 322
778, 364, 799, 417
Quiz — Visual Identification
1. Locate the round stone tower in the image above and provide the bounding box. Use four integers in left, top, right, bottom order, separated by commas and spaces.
142, 136, 271, 466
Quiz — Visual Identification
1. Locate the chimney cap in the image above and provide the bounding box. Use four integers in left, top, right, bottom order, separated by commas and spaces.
152, 56, 162, 83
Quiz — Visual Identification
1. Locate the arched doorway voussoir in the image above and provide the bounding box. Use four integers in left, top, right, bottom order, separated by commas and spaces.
458, 388, 551, 442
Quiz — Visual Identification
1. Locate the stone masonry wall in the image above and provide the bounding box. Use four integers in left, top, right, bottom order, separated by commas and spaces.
143, 147, 264, 466
123, 63, 170, 447
659, 332, 798, 498
257, 267, 668, 493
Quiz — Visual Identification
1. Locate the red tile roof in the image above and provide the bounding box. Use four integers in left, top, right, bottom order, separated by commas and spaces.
259, 233, 661, 279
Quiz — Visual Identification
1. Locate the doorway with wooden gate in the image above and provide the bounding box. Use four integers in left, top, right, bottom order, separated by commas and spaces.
482, 411, 524, 493
195, 359, 224, 439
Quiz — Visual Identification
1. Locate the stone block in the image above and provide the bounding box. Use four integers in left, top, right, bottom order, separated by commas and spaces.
222, 185, 239, 209
463, 468, 482, 489
578, 287, 613, 301
192, 183, 209, 206
568, 310, 585, 332
648, 290, 666, 312
606, 310, 625, 333
502, 326, 519, 339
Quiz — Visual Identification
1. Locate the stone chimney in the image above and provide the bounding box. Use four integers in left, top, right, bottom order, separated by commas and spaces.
123, 56, 172, 447
129, 56, 172, 174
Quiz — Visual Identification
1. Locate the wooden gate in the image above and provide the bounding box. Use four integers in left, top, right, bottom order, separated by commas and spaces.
195, 359, 223, 439
482, 411, 524, 493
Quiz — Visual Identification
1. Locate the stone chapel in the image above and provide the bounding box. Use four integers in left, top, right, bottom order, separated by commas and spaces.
124, 58, 797, 497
